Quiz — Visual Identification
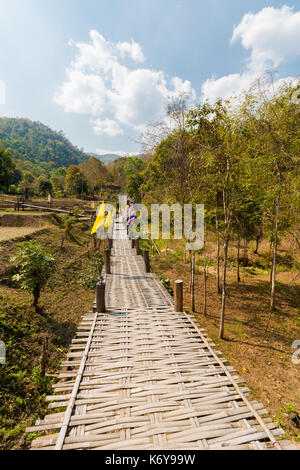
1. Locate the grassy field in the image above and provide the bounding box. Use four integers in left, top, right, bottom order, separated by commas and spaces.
0, 211, 103, 449
148, 234, 300, 447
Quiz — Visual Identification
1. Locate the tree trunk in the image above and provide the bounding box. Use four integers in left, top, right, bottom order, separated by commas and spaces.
203, 257, 208, 317
219, 233, 229, 339
33, 285, 40, 309
255, 235, 260, 255
40, 337, 48, 377
61, 232, 66, 249
237, 234, 241, 283
191, 252, 195, 313
216, 213, 221, 294
270, 189, 281, 312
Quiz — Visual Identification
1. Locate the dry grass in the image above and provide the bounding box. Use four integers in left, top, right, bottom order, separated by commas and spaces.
0, 227, 49, 242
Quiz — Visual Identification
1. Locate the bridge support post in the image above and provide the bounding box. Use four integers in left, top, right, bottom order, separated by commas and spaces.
175, 280, 183, 312
96, 280, 106, 313
105, 248, 111, 275
108, 238, 113, 251
143, 251, 151, 273
136, 238, 140, 256
131, 239, 135, 249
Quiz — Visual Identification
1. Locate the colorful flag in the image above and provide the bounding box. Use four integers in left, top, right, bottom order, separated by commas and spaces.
91, 202, 105, 235
104, 210, 113, 230
127, 212, 136, 226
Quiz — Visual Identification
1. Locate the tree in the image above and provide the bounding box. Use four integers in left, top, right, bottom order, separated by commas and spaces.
79, 157, 108, 193
124, 157, 146, 177
60, 215, 77, 248
66, 165, 88, 196
50, 167, 66, 194
240, 82, 300, 312
11, 240, 54, 309
0, 144, 15, 190
187, 100, 246, 338
127, 173, 145, 203
38, 178, 53, 196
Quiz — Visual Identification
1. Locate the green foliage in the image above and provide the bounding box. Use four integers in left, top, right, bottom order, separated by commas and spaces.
79, 157, 108, 193
0, 118, 89, 170
126, 172, 145, 203
10, 240, 54, 307
158, 274, 174, 296
79, 251, 104, 290
124, 157, 146, 176
66, 165, 88, 196
0, 293, 52, 448
30, 366, 50, 392
38, 178, 53, 196
0, 144, 15, 190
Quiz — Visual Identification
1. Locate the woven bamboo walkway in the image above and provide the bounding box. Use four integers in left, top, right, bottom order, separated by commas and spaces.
27, 219, 296, 450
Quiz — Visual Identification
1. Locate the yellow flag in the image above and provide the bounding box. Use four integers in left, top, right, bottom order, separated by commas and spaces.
104, 210, 113, 230
91, 202, 105, 235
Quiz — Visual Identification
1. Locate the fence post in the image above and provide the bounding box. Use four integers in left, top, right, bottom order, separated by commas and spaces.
108, 238, 113, 251
96, 280, 106, 313
174, 280, 183, 312
105, 248, 111, 275
143, 250, 151, 273
131, 239, 135, 249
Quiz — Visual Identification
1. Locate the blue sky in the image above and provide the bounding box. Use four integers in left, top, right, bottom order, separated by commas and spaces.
0, 0, 299, 156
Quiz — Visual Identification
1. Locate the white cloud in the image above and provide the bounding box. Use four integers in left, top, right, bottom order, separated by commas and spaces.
91, 118, 123, 137
55, 30, 196, 136
231, 6, 300, 68
116, 39, 145, 63
202, 6, 300, 103
202, 71, 257, 104
54, 70, 107, 115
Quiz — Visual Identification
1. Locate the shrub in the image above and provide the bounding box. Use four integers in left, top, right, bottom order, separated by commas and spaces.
10, 240, 54, 309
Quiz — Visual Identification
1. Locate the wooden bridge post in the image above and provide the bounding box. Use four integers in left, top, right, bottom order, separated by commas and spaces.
105, 248, 111, 275
96, 280, 106, 313
143, 251, 151, 273
108, 238, 113, 251
93, 234, 97, 249
174, 280, 183, 312
131, 239, 135, 249
136, 238, 140, 256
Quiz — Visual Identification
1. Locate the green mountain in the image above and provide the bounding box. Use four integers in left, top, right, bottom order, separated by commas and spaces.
0, 118, 89, 171
90, 153, 124, 164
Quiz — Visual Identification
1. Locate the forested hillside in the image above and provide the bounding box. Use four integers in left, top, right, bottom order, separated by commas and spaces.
0, 118, 89, 170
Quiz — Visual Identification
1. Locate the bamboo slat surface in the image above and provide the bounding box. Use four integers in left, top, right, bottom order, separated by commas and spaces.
27, 219, 296, 450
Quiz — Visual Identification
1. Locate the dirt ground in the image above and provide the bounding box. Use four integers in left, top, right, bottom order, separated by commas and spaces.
151, 236, 300, 448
